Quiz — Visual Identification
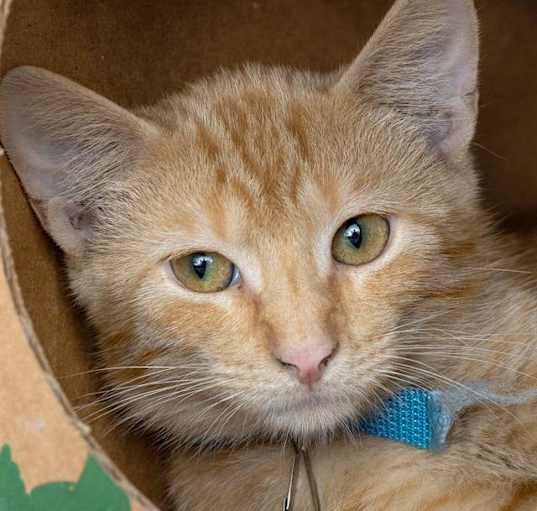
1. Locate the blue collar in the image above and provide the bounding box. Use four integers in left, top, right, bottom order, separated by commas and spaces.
354, 384, 537, 450
355, 388, 442, 449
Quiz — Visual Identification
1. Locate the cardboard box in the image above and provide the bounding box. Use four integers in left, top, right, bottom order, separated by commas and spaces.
1, 1, 537, 509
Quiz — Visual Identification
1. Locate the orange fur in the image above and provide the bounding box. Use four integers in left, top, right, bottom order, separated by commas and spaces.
2, 0, 537, 509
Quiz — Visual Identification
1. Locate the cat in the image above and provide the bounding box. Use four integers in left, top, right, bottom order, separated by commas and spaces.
2, 0, 537, 509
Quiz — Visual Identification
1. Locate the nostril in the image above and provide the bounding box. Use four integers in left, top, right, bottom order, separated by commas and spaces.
276, 358, 302, 380
320, 348, 336, 368
277, 358, 298, 370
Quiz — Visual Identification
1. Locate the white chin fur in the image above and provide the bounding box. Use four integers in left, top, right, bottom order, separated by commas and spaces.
129, 390, 359, 447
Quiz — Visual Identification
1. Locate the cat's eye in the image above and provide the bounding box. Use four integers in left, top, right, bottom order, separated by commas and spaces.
332, 215, 390, 266
170, 252, 239, 293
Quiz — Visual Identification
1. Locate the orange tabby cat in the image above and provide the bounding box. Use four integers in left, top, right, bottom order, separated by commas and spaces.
2, 0, 537, 509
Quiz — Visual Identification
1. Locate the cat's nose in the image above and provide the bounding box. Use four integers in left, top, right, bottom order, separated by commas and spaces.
275, 342, 337, 386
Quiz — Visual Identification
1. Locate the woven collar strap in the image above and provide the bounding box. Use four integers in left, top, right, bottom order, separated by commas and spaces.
354, 384, 537, 450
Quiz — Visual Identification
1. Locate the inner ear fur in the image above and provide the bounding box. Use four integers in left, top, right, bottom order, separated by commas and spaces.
0, 66, 156, 255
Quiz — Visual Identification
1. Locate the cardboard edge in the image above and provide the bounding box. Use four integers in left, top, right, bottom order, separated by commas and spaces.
0, 0, 10, 57
0, 153, 161, 510
0, 154, 161, 511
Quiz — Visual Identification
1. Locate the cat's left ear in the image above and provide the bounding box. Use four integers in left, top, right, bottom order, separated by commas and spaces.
0, 66, 156, 256
335, 0, 479, 159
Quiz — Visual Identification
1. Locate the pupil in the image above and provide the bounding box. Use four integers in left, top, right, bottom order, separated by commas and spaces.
191, 253, 211, 279
344, 222, 362, 248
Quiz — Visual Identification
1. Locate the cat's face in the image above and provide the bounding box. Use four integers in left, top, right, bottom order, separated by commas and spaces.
71, 80, 482, 442
0, 0, 481, 444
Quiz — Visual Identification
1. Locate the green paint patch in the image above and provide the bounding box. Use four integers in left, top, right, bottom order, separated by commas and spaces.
0, 444, 131, 511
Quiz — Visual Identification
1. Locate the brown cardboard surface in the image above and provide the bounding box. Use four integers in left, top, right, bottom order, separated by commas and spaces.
0, 192, 86, 487
1, 0, 537, 509
476, 1, 537, 228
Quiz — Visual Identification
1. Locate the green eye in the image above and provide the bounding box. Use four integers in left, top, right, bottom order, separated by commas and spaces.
332, 215, 390, 266
170, 252, 239, 293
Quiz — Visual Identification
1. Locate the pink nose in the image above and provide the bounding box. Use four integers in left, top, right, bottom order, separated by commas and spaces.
275, 342, 337, 386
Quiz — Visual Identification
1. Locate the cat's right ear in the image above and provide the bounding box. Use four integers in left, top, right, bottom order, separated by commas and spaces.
335, 0, 479, 160
0, 66, 156, 256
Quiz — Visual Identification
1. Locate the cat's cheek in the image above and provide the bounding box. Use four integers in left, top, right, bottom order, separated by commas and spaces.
328, 262, 397, 332
138, 285, 259, 365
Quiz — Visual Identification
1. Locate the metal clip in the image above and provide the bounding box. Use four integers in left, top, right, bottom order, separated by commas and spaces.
302, 447, 321, 511
282, 444, 300, 511
282, 443, 321, 511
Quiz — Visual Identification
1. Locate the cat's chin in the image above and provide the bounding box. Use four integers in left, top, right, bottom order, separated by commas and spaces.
148, 388, 360, 448
259, 393, 360, 442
